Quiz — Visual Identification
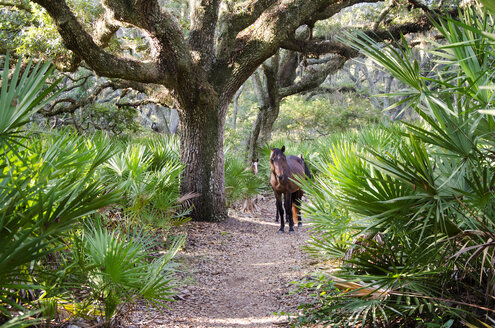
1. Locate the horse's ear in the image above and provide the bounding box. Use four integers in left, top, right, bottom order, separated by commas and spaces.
281, 145, 285, 152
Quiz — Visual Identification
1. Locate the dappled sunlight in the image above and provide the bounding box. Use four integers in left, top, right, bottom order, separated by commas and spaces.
234, 215, 279, 227
197, 316, 288, 327
147, 315, 289, 327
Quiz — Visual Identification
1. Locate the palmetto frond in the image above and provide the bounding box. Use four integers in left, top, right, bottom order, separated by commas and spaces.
301, 6, 495, 327
0, 55, 119, 324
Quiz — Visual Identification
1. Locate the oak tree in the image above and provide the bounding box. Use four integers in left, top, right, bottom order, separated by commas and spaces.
27, 0, 457, 221
30, 0, 395, 221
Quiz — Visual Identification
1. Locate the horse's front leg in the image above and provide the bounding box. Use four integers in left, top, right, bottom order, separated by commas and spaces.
275, 200, 279, 222
284, 192, 295, 233
275, 193, 284, 233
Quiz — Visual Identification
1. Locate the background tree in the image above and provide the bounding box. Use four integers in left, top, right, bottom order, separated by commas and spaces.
246, 48, 346, 161
243, 0, 455, 162
36, 70, 182, 134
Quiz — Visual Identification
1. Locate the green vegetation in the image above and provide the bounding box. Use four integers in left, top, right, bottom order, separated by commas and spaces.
103, 135, 187, 228
296, 6, 495, 327
0, 55, 186, 327
0, 53, 278, 327
273, 95, 380, 141
224, 150, 264, 207
59, 222, 184, 323
225, 86, 381, 159
3, 1, 494, 327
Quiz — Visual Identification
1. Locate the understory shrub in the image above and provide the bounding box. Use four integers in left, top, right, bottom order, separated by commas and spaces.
224, 149, 264, 207
0, 55, 118, 327
39, 221, 184, 326
103, 134, 188, 229
0, 55, 186, 327
299, 6, 495, 327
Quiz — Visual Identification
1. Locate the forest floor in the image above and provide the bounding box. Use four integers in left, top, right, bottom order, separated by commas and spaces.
127, 194, 317, 328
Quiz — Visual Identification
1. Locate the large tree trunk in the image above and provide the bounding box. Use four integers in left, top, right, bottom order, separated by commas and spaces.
178, 98, 228, 221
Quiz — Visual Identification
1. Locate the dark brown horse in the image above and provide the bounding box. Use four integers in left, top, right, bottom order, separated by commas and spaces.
270, 146, 311, 233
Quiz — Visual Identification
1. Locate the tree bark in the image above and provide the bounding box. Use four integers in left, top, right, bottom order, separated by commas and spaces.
169, 108, 179, 134
246, 57, 281, 162
360, 62, 380, 110
231, 84, 244, 130
258, 54, 280, 146
247, 109, 264, 162
178, 96, 228, 221
247, 70, 268, 162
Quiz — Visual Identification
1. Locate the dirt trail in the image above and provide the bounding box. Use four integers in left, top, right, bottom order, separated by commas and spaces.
129, 195, 314, 328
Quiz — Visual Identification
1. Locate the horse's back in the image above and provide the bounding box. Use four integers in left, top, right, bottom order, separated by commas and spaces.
286, 155, 305, 178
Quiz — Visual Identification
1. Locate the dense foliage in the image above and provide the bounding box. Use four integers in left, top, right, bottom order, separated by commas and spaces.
297, 6, 495, 327
0, 52, 278, 326
273, 95, 380, 140
4, 0, 494, 326
224, 150, 264, 207
0, 56, 186, 327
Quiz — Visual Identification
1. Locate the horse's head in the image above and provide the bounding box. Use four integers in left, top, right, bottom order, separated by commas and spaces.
250, 159, 259, 175
270, 146, 287, 182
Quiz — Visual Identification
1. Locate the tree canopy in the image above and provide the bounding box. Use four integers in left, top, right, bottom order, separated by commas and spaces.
0, 0, 458, 221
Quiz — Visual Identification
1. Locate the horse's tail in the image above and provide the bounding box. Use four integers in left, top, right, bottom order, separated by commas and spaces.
298, 154, 313, 180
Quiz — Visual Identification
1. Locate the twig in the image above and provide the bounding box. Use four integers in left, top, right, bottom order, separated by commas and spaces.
372, 3, 396, 30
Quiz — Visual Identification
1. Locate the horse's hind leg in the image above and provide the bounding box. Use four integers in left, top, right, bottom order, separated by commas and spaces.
291, 198, 298, 227
293, 190, 303, 227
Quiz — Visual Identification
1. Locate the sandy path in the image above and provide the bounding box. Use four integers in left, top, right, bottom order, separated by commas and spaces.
129, 195, 313, 328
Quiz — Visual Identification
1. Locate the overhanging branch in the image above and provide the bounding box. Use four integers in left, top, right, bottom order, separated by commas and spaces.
0, 1, 31, 12
220, 0, 332, 100
281, 8, 458, 59
33, 0, 171, 85
279, 56, 347, 98
281, 39, 358, 58
42, 82, 114, 117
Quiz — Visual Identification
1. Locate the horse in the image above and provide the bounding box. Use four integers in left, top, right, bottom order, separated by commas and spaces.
250, 158, 259, 175
270, 146, 311, 233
